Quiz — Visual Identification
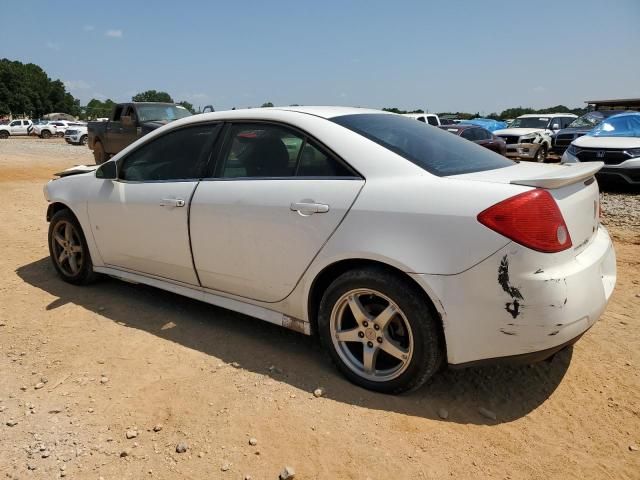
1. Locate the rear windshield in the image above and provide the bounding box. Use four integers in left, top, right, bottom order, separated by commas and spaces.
332, 113, 512, 176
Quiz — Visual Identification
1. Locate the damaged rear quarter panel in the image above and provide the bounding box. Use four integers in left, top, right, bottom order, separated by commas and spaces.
414, 231, 613, 365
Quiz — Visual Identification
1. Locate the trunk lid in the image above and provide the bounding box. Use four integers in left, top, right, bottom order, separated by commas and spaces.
452, 162, 603, 255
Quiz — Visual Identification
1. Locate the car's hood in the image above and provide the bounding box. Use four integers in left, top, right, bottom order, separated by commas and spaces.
572, 135, 640, 148
54, 164, 99, 177
493, 128, 544, 136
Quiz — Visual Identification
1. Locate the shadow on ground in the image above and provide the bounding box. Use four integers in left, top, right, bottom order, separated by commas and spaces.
17, 257, 573, 425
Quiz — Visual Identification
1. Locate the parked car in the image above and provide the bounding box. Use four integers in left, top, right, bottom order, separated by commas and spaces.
494, 113, 577, 162
438, 124, 507, 155
44, 107, 616, 394
0, 119, 33, 138
88, 102, 192, 164
50, 120, 73, 137
552, 110, 631, 155
561, 111, 640, 186
34, 121, 59, 139
402, 113, 441, 126
458, 118, 509, 132
64, 124, 89, 146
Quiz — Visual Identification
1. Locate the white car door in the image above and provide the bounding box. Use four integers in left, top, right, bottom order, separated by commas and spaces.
190, 122, 364, 303
88, 123, 222, 285
9, 120, 25, 135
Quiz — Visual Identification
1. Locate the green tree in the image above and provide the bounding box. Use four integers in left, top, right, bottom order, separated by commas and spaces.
177, 100, 195, 113
261, 102, 274, 107
132, 90, 174, 102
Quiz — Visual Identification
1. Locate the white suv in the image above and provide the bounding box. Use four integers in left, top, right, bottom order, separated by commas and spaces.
494, 113, 577, 162
64, 124, 89, 146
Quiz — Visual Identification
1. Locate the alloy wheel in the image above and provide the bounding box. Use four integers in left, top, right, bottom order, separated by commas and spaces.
330, 288, 414, 382
51, 220, 84, 276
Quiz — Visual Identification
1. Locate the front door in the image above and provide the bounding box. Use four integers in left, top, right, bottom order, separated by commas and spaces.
88, 123, 221, 284
190, 122, 364, 303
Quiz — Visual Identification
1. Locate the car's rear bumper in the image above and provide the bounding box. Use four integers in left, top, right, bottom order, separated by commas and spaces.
411, 226, 616, 365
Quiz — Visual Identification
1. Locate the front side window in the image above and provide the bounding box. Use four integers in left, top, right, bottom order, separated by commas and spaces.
427, 116, 439, 126
332, 113, 512, 176
10, 121, 20, 127
120, 124, 220, 181
219, 124, 354, 178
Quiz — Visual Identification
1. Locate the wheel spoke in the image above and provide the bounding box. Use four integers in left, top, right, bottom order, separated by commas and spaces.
68, 253, 79, 274
58, 251, 68, 264
64, 222, 73, 242
347, 295, 371, 326
335, 328, 362, 343
373, 304, 397, 330
362, 345, 379, 374
379, 334, 409, 361
71, 245, 82, 253
54, 232, 65, 247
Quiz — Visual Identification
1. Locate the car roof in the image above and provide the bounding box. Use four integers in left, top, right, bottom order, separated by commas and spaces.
518, 113, 577, 118
518, 113, 575, 118
437, 124, 479, 131
272, 106, 389, 119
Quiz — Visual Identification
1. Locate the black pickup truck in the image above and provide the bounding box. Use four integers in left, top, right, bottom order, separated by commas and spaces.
88, 102, 192, 164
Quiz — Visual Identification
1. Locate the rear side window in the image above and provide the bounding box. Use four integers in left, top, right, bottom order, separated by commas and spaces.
332, 114, 513, 176
219, 124, 355, 178
426, 116, 439, 126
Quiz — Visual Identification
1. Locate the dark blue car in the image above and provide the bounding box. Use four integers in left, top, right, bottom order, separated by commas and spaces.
552, 110, 631, 155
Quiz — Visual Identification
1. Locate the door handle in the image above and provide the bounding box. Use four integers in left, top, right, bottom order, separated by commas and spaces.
290, 201, 329, 215
160, 198, 185, 208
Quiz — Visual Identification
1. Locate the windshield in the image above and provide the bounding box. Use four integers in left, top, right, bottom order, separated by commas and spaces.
587, 113, 640, 138
509, 117, 550, 129
136, 104, 192, 123
568, 112, 604, 129
332, 113, 513, 176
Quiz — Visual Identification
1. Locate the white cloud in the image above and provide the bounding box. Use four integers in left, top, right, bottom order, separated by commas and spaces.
105, 29, 123, 38
532, 86, 546, 93
83, 25, 95, 32
45, 41, 60, 51
64, 80, 91, 90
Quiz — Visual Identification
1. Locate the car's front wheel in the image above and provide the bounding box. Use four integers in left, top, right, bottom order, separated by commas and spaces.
41, 130, 51, 139
80, 135, 88, 146
48, 209, 98, 285
318, 267, 444, 394
535, 145, 547, 163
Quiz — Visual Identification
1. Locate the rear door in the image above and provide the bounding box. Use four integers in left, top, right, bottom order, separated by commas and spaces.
190, 122, 364, 302
88, 122, 221, 284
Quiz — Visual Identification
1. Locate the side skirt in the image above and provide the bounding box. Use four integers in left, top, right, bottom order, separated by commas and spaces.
93, 266, 311, 335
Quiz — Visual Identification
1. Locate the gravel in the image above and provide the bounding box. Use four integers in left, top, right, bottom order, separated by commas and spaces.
600, 191, 640, 229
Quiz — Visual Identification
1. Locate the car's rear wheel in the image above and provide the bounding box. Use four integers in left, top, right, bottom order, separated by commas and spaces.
0, 131, 8, 139
318, 267, 443, 394
93, 140, 106, 164
535, 145, 547, 163
80, 135, 88, 146
57, 132, 64, 138
41, 130, 51, 139
48, 209, 98, 285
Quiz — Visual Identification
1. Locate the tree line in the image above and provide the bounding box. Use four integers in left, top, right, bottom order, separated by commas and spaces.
383, 105, 588, 120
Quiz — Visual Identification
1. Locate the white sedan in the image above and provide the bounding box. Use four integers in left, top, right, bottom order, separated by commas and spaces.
44, 107, 616, 393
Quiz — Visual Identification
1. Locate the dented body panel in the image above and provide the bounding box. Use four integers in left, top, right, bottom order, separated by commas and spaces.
412, 226, 616, 365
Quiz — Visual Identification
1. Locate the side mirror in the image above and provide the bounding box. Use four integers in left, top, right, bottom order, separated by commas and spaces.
121, 115, 133, 127
96, 161, 117, 180
551, 123, 560, 130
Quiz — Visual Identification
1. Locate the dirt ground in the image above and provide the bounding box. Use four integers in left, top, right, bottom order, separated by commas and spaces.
0, 137, 638, 480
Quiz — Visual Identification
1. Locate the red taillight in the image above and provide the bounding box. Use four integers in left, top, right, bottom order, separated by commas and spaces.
477, 189, 572, 253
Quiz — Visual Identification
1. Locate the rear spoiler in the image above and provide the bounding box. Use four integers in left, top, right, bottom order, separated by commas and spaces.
510, 162, 603, 189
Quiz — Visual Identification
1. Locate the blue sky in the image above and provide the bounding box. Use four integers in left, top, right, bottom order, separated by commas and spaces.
2, 0, 639, 114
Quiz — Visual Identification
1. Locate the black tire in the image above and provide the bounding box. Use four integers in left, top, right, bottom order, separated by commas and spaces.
48, 209, 99, 285
93, 140, 107, 164
80, 135, 88, 146
0, 130, 8, 139
41, 130, 52, 139
535, 144, 547, 163
317, 267, 444, 394
57, 132, 64, 138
